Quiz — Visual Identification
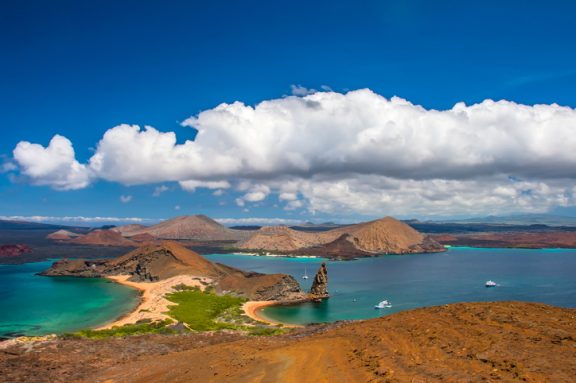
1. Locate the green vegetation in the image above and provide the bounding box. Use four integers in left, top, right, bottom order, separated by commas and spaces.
67, 319, 175, 339
70, 285, 286, 339
165, 288, 248, 331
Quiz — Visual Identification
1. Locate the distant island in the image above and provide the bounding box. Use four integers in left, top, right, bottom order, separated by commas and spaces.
42, 214, 445, 260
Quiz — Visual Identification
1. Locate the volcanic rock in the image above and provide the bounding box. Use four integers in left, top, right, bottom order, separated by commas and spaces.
4, 302, 574, 382
67, 230, 137, 247
0, 244, 32, 257
124, 215, 250, 241
240, 216, 445, 258
40, 241, 303, 301
309, 262, 329, 298
110, 224, 148, 236
46, 230, 81, 240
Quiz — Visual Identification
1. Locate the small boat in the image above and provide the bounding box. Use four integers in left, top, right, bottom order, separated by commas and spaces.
302, 267, 309, 279
485, 280, 497, 287
374, 300, 392, 309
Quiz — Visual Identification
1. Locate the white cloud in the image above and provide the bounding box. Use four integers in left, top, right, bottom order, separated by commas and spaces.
174, 205, 181, 211
0, 160, 16, 173
284, 199, 304, 210
0, 215, 156, 224
241, 184, 270, 202
279, 192, 298, 201
179, 180, 231, 192
13, 135, 91, 190
213, 189, 225, 196
153, 185, 169, 197
120, 194, 133, 203
290, 84, 317, 96
10, 89, 576, 216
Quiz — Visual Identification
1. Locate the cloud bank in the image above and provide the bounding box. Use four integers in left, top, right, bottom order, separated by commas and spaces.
11, 89, 576, 216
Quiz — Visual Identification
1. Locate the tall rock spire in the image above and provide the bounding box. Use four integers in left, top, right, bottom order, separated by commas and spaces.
309, 262, 329, 299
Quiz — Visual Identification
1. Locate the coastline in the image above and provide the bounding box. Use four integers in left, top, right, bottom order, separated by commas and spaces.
97, 275, 211, 330
242, 300, 306, 328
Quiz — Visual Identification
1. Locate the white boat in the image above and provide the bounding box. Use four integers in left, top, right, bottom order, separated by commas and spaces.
302, 267, 308, 279
485, 280, 497, 287
374, 300, 392, 309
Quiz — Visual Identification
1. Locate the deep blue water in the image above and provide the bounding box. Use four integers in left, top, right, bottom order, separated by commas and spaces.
205, 247, 576, 325
0, 261, 140, 338
1, 248, 575, 336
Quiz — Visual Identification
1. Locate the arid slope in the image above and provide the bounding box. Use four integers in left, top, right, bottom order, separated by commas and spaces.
240, 216, 444, 258
1, 302, 574, 382
41, 241, 303, 301
125, 215, 250, 241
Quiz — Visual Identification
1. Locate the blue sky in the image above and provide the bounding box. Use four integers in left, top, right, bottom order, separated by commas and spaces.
2, 1, 576, 225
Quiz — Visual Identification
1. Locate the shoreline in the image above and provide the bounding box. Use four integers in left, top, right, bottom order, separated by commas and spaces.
97, 275, 210, 330
243, 300, 313, 328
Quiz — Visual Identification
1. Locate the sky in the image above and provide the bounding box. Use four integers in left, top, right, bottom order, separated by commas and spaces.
1, 0, 576, 226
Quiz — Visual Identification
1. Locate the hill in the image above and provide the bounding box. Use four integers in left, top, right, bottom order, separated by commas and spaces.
124, 215, 250, 241
110, 224, 148, 235
41, 241, 303, 301
2, 301, 574, 382
239, 216, 444, 258
67, 230, 137, 247
46, 230, 81, 240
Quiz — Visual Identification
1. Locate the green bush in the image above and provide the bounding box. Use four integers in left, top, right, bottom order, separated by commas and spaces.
70, 319, 175, 339
165, 289, 247, 331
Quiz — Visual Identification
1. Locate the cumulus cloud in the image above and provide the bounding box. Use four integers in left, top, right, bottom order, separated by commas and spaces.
179, 180, 231, 192
13, 135, 91, 190
152, 185, 169, 197
10, 89, 576, 216
0, 215, 156, 224
290, 84, 317, 96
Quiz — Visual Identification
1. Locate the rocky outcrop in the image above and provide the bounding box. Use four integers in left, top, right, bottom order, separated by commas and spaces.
309, 263, 329, 299
40, 241, 303, 301
217, 265, 304, 301
0, 244, 32, 257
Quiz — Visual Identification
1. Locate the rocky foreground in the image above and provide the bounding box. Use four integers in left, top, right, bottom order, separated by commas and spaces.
1, 302, 574, 382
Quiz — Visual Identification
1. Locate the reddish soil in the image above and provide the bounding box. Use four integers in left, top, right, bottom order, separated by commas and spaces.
68, 230, 137, 247
1, 302, 574, 382
240, 217, 444, 257
434, 231, 576, 248
126, 215, 250, 241
0, 244, 31, 257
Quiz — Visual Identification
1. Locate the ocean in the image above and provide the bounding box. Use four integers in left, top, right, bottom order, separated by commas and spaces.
0, 261, 140, 338
205, 247, 576, 325
1, 247, 575, 336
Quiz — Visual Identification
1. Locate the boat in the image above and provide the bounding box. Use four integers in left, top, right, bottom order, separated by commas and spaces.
374, 300, 392, 309
485, 280, 497, 287
302, 267, 308, 280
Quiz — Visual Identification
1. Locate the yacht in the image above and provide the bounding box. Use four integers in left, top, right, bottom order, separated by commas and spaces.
374, 300, 392, 309
485, 280, 497, 287
302, 267, 309, 279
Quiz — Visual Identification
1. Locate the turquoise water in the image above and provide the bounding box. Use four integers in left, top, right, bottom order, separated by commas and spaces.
1, 248, 575, 336
205, 247, 576, 325
0, 261, 140, 338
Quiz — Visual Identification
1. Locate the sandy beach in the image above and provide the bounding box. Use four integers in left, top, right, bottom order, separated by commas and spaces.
98, 275, 212, 329
242, 301, 302, 328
